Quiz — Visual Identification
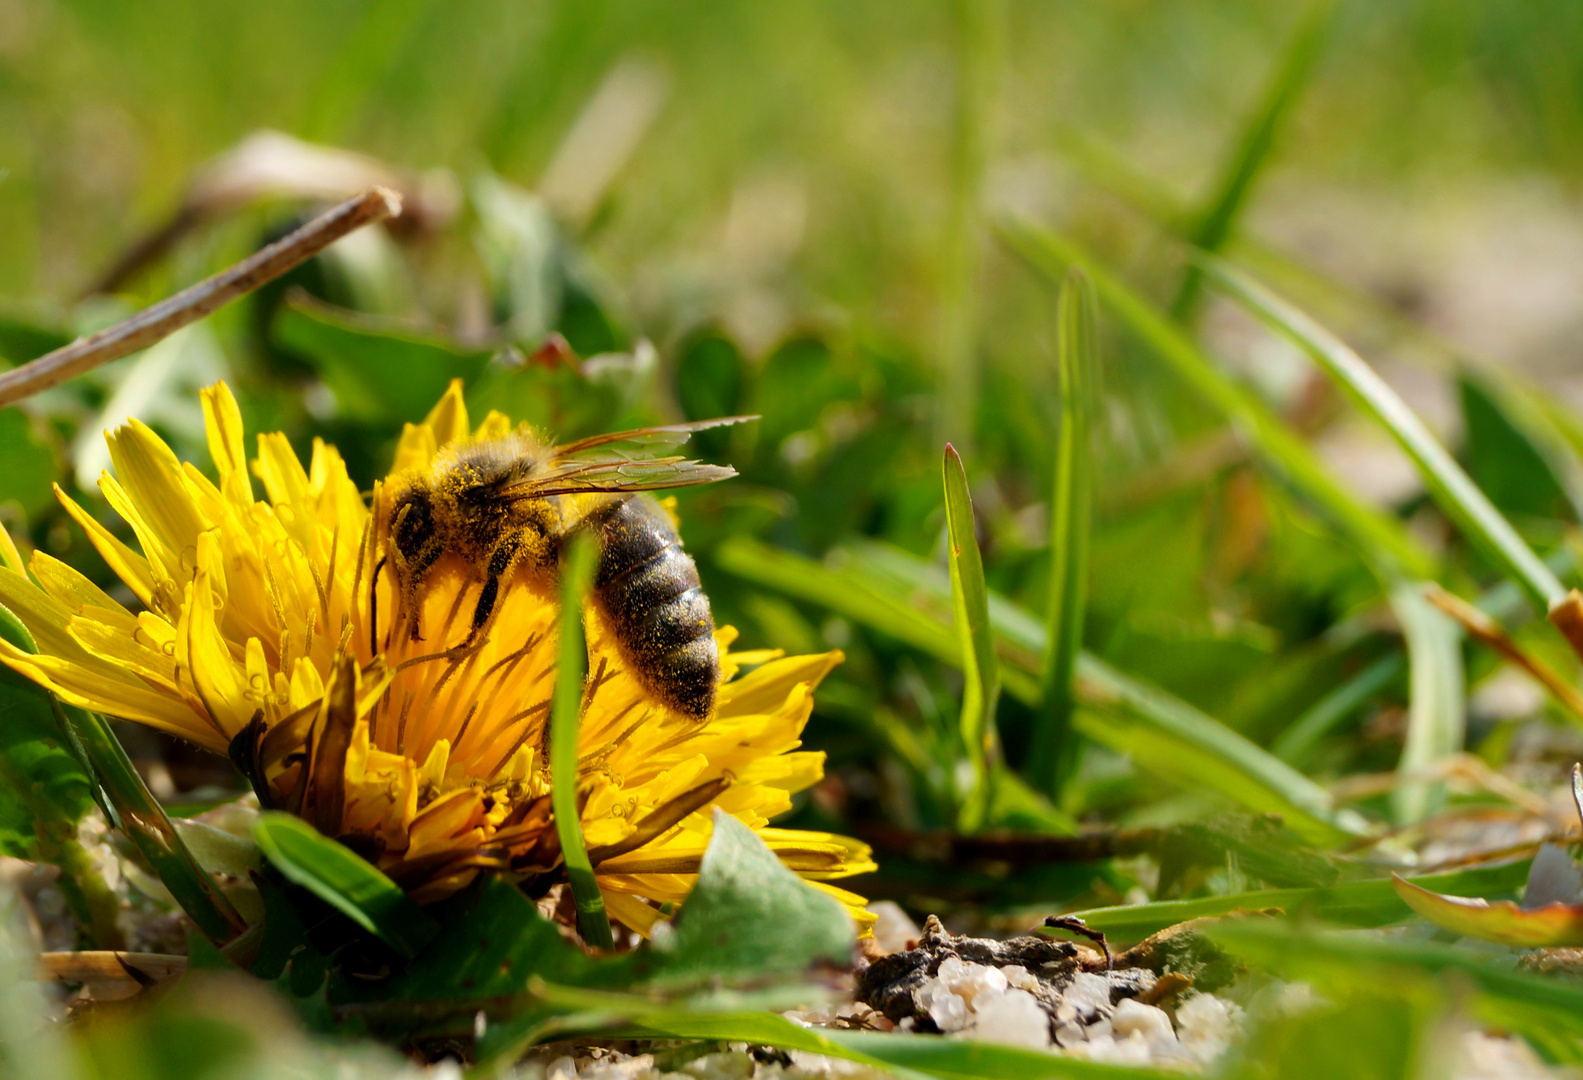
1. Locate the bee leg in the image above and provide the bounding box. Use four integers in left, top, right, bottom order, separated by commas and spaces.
466, 537, 520, 645
369, 555, 386, 657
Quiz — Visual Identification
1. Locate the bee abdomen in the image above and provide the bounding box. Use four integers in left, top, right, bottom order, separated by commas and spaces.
587, 496, 718, 719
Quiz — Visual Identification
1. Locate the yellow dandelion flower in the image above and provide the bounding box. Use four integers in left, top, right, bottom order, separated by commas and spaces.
0, 381, 875, 935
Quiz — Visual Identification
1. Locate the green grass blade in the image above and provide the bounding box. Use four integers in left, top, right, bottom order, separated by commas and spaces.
12, 585, 247, 946
527, 983, 1170, 1080
0, 604, 120, 948
57, 701, 247, 944
1208, 918, 1583, 1060
717, 537, 1357, 843
1171, 0, 1338, 319
551, 533, 613, 950
1388, 582, 1465, 824
1203, 256, 1565, 611
1060, 857, 1530, 945
1029, 269, 1096, 799
1272, 654, 1404, 764
943, 445, 999, 831
254, 812, 437, 958
997, 220, 1436, 580
1071, 654, 1349, 845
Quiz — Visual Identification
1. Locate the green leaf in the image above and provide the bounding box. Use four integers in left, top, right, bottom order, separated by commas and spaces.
943, 445, 998, 830
1209, 918, 1583, 1063
719, 537, 1355, 843
349, 816, 853, 1042
0, 313, 71, 366
0, 603, 117, 947
357, 875, 609, 1015
653, 809, 853, 988
1068, 665, 1349, 846
1171, 0, 1338, 318
1389, 583, 1464, 824
0, 409, 57, 517
550, 532, 613, 949
516, 983, 1171, 1080
1272, 654, 1403, 764
1460, 373, 1576, 521
1058, 857, 1531, 945
1230, 974, 1446, 1080
996, 220, 1436, 581
1030, 268, 1096, 798
253, 812, 437, 958
675, 330, 746, 423
0, 606, 93, 838
1202, 256, 1564, 611
271, 292, 494, 422
56, 698, 245, 945
1392, 874, 1583, 947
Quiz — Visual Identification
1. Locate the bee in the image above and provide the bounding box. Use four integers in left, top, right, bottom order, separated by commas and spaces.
376, 417, 752, 720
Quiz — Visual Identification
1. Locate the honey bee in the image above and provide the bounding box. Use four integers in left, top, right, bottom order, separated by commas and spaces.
376, 417, 752, 720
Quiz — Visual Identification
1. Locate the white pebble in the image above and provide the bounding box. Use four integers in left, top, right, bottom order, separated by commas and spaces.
680, 1052, 754, 1080
867, 901, 922, 954
1000, 964, 1039, 992
1069, 1031, 1154, 1065
1111, 998, 1178, 1058
1054, 1021, 1086, 1048
1061, 971, 1114, 1020
1175, 993, 1245, 1064
936, 956, 969, 986
941, 960, 1007, 1006
966, 987, 1052, 1049
547, 1057, 578, 1080
919, 981, 969, 1032
583, 1056, 658, 1080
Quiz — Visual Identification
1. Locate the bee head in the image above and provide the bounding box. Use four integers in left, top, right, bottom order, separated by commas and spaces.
389, 484, 436, 563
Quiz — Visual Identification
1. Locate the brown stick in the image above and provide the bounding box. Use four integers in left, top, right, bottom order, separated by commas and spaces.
38, 951, 187, 985
1425, 582, 1583, 724
1549, 589, 1583, 665
0, 187, 402, 408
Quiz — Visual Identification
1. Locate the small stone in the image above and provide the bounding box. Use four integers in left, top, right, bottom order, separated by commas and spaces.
936, 956, 969, 986
1061, 971, 1114, 1020
680, 1052, 754, 1080
868, 901, 922, 954
1070, 1031, 1154, 1066
1001, 965, 1039, 992
919, 981, 969, 1033
1524, 843, 1583, 908
1175, 993, 1245, 1064
583, 1056, 658, 1080
1111, 998, 1177, 1057
547, 1056, 578, 1080
1055, 1021, 1086, 1048
966, 987, 1052, 1049
940, 960, 1007, 1007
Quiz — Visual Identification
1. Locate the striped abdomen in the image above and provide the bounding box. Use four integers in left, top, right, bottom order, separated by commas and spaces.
585, 495, 718, 719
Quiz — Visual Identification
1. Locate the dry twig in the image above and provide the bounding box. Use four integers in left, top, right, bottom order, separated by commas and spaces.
0, 187, 401, 408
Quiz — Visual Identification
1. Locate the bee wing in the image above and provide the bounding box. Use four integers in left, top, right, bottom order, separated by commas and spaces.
500, 455, 738, 499
551, 416, 758, 461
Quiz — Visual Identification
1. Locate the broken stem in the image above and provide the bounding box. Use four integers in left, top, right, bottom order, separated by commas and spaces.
1425, 583, 1583, 726
0, 187, 402, 407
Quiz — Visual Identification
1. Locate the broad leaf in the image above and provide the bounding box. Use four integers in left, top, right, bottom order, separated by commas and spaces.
1059, 858, 1532, 945
271, 294, 493, 422
652, 809, 854, 987
1392, 875, 1583, 947
943, 445, 998, 830
254, 813, 437, 958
